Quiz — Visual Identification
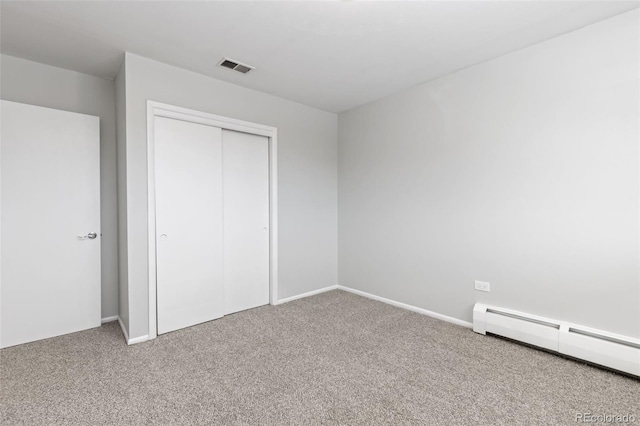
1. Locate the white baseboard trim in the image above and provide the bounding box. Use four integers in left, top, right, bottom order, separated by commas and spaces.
128, 334, 149, 345
276, 285, 339, 305
337, 285, 473, 329
101, 315, 118, 324
117, 316, 148, 345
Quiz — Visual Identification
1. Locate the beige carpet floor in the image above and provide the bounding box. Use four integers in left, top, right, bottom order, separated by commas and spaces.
1, 290, 638, 425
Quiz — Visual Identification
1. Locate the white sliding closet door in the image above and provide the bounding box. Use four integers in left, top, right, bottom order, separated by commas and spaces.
155, 117, 224, 335
154, 117, 270, 335
222, 130, 270, 314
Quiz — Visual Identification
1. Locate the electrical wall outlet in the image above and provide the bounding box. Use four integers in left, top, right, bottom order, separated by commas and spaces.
474, 280, 490, 292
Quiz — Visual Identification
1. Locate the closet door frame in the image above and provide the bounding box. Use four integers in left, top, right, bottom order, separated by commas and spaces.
146, 100, 278, 340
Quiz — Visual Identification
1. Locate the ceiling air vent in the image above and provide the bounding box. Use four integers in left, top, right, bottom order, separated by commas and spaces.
218, 57, 254, 74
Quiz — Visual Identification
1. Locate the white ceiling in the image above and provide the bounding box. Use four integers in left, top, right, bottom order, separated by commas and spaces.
1, 1, 638, 113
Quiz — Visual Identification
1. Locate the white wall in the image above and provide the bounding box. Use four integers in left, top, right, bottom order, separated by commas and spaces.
1, 54, 119, 320
120, 53, 338, 340
338, 11, 639, 337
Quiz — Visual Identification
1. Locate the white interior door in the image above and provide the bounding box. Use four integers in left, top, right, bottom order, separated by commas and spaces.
155, 117, 224, 335
222, 130, 270, 314
1, 100, 101, 348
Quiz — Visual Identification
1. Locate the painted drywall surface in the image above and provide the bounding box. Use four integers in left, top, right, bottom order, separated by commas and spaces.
338, 10, 639, 337
122, 53, 338, 339
115, 59, 129, 331
0, 55, 119, 319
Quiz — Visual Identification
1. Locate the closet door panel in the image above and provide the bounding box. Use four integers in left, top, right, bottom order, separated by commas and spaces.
155, 117, 224, 334
222, 130, 270, 314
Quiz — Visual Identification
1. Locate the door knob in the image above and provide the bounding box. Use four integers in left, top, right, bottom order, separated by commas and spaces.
78, 232, 98, 240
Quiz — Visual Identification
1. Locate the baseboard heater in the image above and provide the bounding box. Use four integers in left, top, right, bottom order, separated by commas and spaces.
473, 304, 640, 377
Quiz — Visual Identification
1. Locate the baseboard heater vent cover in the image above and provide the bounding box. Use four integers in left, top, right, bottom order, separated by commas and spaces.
473, 303, 640, 377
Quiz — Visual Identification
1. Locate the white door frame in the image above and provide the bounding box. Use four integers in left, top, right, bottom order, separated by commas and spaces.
146, 100, 278, 340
